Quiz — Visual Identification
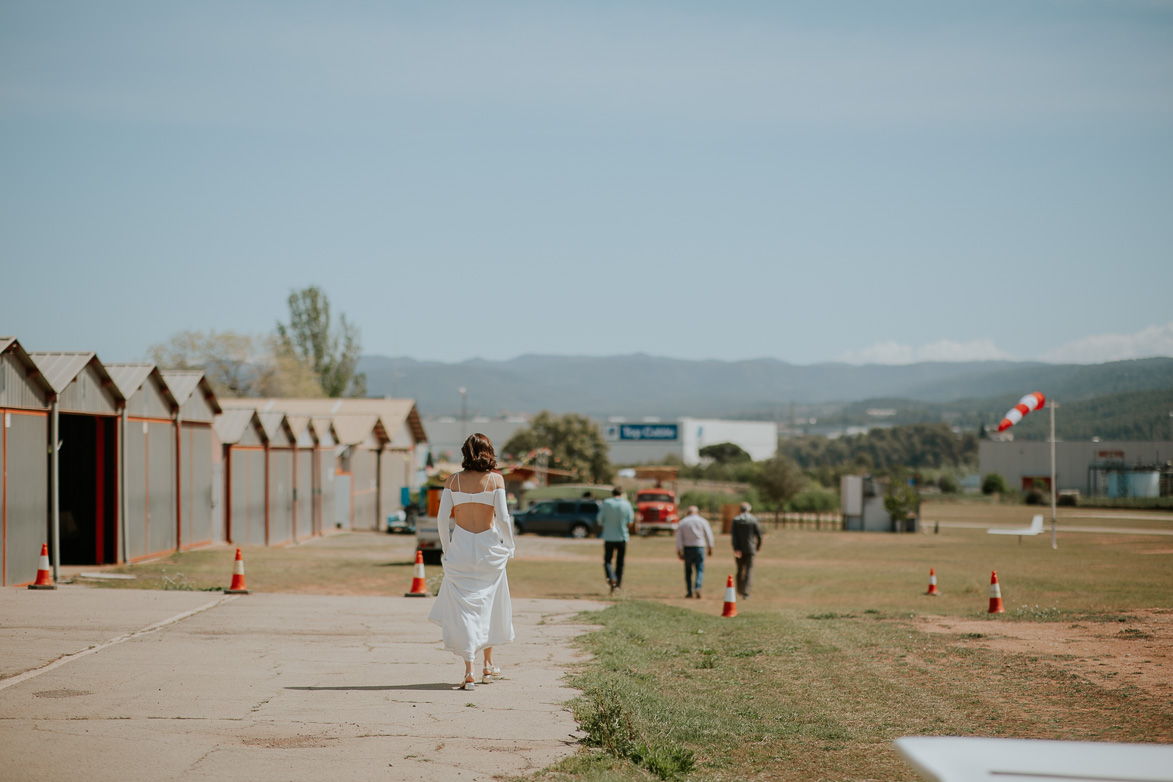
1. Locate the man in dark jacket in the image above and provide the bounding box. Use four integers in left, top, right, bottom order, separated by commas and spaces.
730, 502, 763, 599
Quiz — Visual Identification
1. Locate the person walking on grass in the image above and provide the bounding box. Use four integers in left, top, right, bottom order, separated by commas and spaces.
597, 486, 634, 594
730, 502, 763, 600
675, 505, 714, 599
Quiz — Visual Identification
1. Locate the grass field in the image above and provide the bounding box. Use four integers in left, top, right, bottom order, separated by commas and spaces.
74, 501, 1173, 780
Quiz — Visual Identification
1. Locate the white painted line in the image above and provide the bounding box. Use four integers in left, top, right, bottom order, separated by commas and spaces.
935, 521, 1173, 536
0, 595, 237, 692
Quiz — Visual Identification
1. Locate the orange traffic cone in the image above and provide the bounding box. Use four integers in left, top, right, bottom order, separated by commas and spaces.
226, 548, 249, 594
988, 570, 1004, 614
926, 567, 940, 596
28, 543, 56, 590
404, 550, 429, 597
721, 575, 737, 617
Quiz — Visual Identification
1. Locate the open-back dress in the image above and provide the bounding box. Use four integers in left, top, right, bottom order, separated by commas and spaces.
427, 472, 516, 662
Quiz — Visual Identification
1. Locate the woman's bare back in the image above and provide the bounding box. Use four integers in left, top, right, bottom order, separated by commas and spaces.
447, 470, 502, 534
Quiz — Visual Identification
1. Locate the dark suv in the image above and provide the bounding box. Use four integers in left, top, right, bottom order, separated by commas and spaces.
513, 499, 601, 538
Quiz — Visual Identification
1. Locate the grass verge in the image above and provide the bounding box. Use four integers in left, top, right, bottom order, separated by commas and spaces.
532, 601, 1173, 782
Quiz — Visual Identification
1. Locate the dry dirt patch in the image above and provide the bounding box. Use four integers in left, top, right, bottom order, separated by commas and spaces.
915, 609, 1173, 701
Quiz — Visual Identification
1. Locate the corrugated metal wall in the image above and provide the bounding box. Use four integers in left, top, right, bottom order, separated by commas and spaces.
181, 424, 214, 547
1, 353, 47, 410
211, 431, 224, 542
124, 420, 149, 559
319, 450, 336, 532
58, 365, 118, 415
3, 411, 49, 585
179, 390, 215, 424
268, 448, 294, 545
126, 377, 172, 419
352, 449, 378, 530
238, 425, 263, 448
380, 450, 410, 519
335, 473, 352, 530
229, 447, 266, 546
148, 421, 176, 552
295, 449, 313, 540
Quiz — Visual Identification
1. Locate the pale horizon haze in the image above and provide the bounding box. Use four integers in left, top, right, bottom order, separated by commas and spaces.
2, 1, 1172, 368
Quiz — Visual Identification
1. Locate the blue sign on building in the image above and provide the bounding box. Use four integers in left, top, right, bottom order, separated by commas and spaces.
618, 424, 679, 441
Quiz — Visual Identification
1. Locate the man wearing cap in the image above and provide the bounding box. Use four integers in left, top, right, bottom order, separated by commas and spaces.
730, 502, 763, 599
675, 506, 714, 599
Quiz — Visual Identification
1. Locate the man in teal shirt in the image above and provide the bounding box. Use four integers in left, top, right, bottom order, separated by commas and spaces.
597, 486, 634, 594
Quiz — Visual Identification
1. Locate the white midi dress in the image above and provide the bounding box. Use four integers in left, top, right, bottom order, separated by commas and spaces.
427, 475, 515, 662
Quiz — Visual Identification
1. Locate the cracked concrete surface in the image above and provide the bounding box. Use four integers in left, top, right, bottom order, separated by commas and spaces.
0, 588, 602, 781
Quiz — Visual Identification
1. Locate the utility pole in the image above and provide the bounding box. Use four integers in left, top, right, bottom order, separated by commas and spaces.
1050, 401, 1058, 550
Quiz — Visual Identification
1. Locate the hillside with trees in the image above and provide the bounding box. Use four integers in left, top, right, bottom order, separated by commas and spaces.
359, 353, 1173, 422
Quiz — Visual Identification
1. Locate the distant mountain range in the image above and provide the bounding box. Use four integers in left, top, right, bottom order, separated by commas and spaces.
357, 355, 1173, 429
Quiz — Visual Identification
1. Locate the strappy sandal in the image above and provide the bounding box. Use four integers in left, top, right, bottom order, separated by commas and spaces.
456, 674, 475, 691
481, 665, 501, 684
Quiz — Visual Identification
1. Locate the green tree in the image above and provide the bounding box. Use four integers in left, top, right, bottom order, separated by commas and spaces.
502, 412, 613, 483
883, 480, 920, 523
149, 330, 322, 399
699, 442, 752, 464
756, 455, 806, 507
981, 472, 1009, 496
276, 285, 366, 398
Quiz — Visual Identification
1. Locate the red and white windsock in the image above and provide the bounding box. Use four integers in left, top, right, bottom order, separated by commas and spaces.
997, 392, 1045, 432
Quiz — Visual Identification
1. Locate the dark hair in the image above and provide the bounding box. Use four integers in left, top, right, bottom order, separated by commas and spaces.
611, 486, 623, 497
461, 433, 497, 472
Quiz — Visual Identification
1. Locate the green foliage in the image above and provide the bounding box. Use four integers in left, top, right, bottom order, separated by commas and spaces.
981, 472, 1008, 495
698, 442, 752, 464
787, 485, 840, 513
502, 411, 613, 483
677, 458, 761, 483
576, 677, 695, 780
756, 454, 806, 506
882, 480, 919, 521
937, 474, 960, 494
276, 285, 366, 398
680, 488, 759, 515
149, 330, 323, 398
781, 423, 978, 475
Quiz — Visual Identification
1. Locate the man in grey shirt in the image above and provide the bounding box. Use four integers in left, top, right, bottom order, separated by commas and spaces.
597, 486, 634, 594
675, 506, 715, 599
730, 502, 763, 599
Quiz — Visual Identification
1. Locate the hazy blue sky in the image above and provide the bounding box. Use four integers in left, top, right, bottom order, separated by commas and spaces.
3, 1, 1171, 366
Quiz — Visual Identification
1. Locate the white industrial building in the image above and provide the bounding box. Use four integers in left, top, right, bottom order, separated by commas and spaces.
979, 440, 1173, 498
424, 416, 778, 467
603, 418, 778, 466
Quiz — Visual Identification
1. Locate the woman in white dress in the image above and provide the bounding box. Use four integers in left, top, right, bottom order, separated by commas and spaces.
427, 433, 515, 690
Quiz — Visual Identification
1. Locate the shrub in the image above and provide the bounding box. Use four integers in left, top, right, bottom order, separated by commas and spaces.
981, 472, 1008, 495
937, 474, 960, 494
1024, 489, 1045, 505
787, 486, 840, 513
883, 481, 919, 522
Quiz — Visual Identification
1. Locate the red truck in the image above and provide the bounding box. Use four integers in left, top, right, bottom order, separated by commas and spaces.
634, 488, 679, 536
